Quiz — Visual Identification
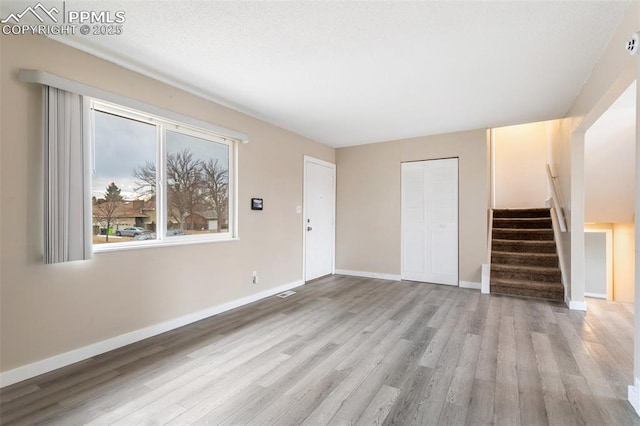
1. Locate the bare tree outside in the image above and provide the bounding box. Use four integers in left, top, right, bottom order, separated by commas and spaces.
132, 160, 156, 197
93, 182, 123, 242
166, 149, 205, 230
202, 158, 229, 232
133, 149, 228, 232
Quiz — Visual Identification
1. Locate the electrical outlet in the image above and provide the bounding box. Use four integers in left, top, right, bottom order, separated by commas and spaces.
252, 271, 258, 284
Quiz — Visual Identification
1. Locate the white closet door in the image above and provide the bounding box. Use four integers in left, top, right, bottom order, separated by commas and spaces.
401, 158, 458, 285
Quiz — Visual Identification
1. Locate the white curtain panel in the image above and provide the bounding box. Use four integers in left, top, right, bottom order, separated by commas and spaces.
43, 86, 91, 264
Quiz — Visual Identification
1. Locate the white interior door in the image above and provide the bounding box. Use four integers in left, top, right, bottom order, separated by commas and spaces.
304, 157, 336, 281
401, 158, 458, 285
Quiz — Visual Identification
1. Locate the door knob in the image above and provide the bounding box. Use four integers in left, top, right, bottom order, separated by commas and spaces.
307, 226, 313, 231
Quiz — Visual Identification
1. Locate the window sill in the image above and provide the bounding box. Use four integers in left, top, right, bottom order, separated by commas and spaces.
93, 237, 240, 253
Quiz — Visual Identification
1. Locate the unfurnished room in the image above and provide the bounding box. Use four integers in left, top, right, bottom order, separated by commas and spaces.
1, 1, 640, 425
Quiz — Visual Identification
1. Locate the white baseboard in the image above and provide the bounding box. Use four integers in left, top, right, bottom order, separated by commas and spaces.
335, 270, 479, 290
459, 281, 481, 290
0, 279, 304, 388
584, 292, 607, 299
566, 298, 588, 311
629, 378, 640, 416
335, 269, 401, 281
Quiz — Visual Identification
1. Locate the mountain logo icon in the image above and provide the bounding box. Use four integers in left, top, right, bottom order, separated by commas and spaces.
1, 2, 59, 24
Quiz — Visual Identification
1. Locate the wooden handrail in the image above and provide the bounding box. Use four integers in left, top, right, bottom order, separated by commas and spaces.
546, 164, 567, 232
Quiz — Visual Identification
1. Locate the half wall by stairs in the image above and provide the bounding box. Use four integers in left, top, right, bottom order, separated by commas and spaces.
490, 208, 564, 300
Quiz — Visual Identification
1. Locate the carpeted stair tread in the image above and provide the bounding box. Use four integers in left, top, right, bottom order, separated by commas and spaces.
490, 207, 562, 301
492, 239, 557, 253
490, 278, 564, 300
493, 217, 552, 229
492, 228, 554, 241
491, 277, 563, 291
493, 208, 551, 219
491, 263, 561, 282
491, 251, 558, 267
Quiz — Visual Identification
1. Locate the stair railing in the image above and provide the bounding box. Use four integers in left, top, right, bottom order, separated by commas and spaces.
546, 164, 567, 232
546, 163, 569, 302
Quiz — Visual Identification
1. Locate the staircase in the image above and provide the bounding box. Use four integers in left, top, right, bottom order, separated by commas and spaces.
490, 208, 564, 300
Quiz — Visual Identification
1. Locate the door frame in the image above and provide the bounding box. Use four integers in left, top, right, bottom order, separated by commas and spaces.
400, 157, 460, 286
302, 155, 336, 282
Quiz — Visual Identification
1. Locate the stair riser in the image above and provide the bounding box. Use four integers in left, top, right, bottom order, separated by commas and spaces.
490, 285, 564, 300
492, 241, 556, 253
493, 209, 551, 219
492, 229, 554, 241
491, 254, 558, 268
493, 219, 552, 229
491, 268, 561, 283
490, 208, 561, 302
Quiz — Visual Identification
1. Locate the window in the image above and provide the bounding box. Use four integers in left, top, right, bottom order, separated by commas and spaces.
91, 100, 235, 248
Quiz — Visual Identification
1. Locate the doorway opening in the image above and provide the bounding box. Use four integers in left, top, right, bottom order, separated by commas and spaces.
584, 80, 636, 304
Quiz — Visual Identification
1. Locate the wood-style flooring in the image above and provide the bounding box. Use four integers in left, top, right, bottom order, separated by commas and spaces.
1, 275, 638, 425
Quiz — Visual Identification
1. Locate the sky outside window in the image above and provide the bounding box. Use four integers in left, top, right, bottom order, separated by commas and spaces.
92, 110, 156, 201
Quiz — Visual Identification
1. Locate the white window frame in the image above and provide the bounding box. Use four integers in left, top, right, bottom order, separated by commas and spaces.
89, 99, 238, 252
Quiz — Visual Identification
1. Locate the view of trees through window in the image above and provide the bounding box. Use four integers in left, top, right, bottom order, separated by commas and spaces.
91, 106, 231, 245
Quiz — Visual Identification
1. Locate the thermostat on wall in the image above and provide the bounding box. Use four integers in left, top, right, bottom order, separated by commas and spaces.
251, 198, 263, 210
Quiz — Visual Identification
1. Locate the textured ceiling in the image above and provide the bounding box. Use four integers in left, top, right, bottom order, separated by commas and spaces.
5, 1, 631, 147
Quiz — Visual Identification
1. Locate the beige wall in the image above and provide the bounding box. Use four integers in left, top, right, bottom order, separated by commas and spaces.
0, 34, 334, 373
549, 3, 639, 307
547, 118, 573, 295
493, 121, 549, 209
585, 101, 636, 224
614, 223, 635, 303
557, 1, 640, 391
335, 129, 488, 284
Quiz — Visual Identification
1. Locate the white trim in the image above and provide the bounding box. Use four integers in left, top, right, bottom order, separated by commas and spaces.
585, 292, 607, 299
93, 237, 240, 253
303, 156, 336, 282
551, 207, 570, 301
0, 280, 304, 388
570, 132, 586, 311
460, 281, 482, 290
629, 378, 640, 416
481, 264, 490, 294
566, 298, 588, 311
19, 69, 249, 144
335, 269, 401, 281
482, 208, 494, 295
490, 128, 496, 209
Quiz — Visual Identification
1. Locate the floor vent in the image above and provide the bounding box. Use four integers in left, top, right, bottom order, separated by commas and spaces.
277, 290, 296, 298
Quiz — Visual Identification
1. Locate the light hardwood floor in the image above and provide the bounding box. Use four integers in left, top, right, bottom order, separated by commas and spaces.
1, 275, 639, 425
